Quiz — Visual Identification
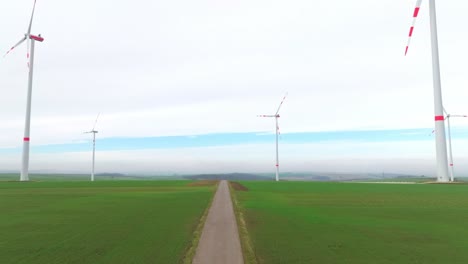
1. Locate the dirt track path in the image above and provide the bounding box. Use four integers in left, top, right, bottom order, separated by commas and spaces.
192, 180, 244, 264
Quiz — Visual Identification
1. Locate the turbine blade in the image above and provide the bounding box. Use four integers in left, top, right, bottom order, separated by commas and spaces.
92, 113, 100, 130
258, 115, 276, 117
3, 37, 27, 58
275, 93, 288, 115
27, 0, 38, 35
405, 0, 423, 56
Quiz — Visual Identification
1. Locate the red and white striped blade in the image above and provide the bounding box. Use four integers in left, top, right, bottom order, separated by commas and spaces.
405, 0, 423, 56
27, 0, 37, 35
275, 93, 288, 115
3, 37, 27, 58
257, 115, 276, 117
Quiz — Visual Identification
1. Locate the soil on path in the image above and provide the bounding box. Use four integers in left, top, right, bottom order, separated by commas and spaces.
192, 180, 244, 264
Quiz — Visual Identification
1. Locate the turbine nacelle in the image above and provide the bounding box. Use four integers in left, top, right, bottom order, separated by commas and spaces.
448, 115, 467, 118
29, 34, 44, 42
258, 114, 280, 118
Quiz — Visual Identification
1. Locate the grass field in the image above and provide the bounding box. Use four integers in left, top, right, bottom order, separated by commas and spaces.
0, 180, 216, 264
233, 181, 468, 264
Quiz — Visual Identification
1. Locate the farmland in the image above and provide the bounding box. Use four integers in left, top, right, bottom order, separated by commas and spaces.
233, 181, 468, 264
0, 180, 216, 264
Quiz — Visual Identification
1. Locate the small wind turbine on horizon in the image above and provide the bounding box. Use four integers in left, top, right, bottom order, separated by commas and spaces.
258, 93, 287, 182
84, 114, 100, 182
405, 0, 450, 182
443, 108, 467, 182
3, 0, 44, 181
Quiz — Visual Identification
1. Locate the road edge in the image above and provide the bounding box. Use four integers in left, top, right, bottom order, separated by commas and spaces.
229, 181, 259, 264
180, 181, 220, 264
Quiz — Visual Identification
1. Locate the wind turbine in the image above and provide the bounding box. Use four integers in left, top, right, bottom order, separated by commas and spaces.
443, 108, 467, 182
84, 114, 100, 182
3, 0, 44, 181
405, 0, 450, 182
258, 93, 287, 182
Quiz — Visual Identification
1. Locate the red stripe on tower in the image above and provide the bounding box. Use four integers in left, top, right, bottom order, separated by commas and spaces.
23, 137, 30, 141
435, 116, 444, 121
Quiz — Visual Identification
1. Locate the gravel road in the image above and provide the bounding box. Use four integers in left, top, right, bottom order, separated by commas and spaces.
192, 180, 244, 264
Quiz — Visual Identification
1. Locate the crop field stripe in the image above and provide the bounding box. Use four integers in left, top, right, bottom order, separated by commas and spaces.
235, 181, 468, 264
0, 180, 217, 264
230, 181, 258, 264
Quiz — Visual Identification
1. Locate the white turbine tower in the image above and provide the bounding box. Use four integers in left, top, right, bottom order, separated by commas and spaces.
85, 114, 100, 182
258, 93, 287, 182
3, 0, 44, 181
443, 108, 467, 182
405, 0, 450, 182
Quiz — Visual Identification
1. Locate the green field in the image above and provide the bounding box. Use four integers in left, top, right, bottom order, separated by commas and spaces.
233, 181, 468, 264
0, 180, 216, 264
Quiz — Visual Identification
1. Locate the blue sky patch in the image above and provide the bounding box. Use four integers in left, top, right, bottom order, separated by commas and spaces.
1, 127, 467, 154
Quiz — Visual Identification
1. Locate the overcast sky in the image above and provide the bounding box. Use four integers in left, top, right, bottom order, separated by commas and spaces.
1, 0, 467, 175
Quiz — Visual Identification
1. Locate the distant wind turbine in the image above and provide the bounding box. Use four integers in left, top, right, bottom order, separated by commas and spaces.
84, 114, 100, 182
443, 108, 467, 182
405, 0, 450, 182
258, 93, 287, 182
3, 0, 44, 181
